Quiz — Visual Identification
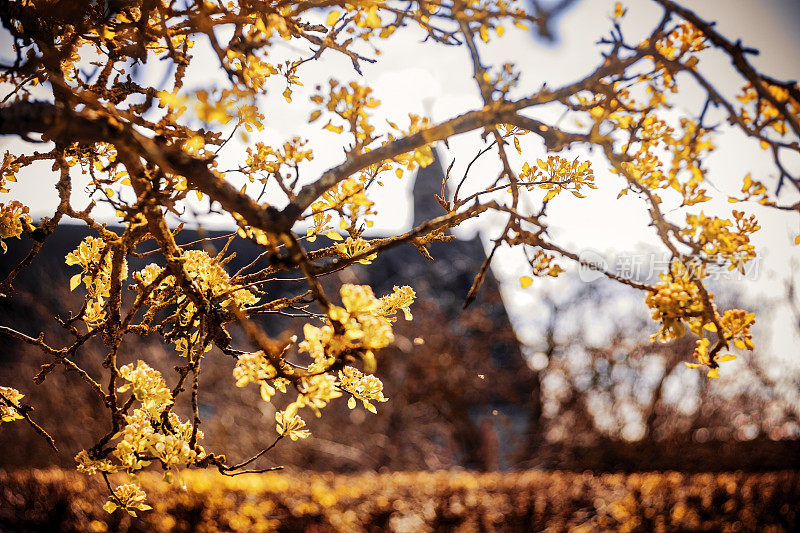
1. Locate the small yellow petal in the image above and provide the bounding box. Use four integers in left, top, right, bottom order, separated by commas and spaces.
326, 10, 340, 26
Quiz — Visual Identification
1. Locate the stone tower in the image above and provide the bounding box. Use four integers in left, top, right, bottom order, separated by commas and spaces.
412, 150, 448, 228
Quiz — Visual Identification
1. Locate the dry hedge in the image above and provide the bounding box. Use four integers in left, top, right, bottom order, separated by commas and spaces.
0, 469, 798, 532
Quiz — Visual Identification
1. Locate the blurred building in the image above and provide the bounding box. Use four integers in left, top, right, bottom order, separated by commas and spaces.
0, 151, 538, 471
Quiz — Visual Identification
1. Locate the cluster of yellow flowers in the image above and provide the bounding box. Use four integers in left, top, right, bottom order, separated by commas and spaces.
66, 237, 128, 326
305, 204, 336, 243
307, 176, 376, 240
275, 403, 312, 441
229, 211, 272, 247
613, 115, 673, 187
519, 250, 565, 288
338, 366, 388, 414
680, 210, 759, 270
158, 86, 265, 150
737, 81, 799, 137
245, 137, 313, 178
335, 236, 377, 265
117, 360, 173, 413
310, 80, 380, 147
270, 374, 343, 440
652, 21, 707, 89
0, 385, 24, 424
719, 308, 757, 351
654, 21, 707, 61
663, 119, 714, 206
302, 285, 414, 371
531, 250, 565, 278
728, 173, 770, 205
76, 361, 204, 515
645, 261, 708, 343
519, 156, 596, 201
295, 374, 342, 417
612, 115, 714, 206
376, 285, 416, 322
115, 409, 201, 471
183, 250, 258, 309
136, 250, 258, 356
101, 483, 151, 517
232, 284, 413, 440
687, 310, 755, 377
233, 351, 284, 398
0, 151, 21, 193
581, 65, 716, 207
647, 261, 756, 376
325, 2, 392, 40
385, 114, 437, 176
0, 200, 31, 253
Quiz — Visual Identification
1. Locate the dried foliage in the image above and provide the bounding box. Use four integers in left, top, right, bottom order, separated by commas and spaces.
1, 0, 799, 514
1, 468, 799, 531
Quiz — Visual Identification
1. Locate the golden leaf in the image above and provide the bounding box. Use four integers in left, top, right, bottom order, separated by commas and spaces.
326, 10, 340, 26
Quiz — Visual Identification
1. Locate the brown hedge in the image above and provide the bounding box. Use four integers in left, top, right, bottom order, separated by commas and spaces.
0, 469, 798, 532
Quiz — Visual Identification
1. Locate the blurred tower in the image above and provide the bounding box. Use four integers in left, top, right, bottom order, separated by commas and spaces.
357, 147, 542, 469
412, 153, 446, 228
